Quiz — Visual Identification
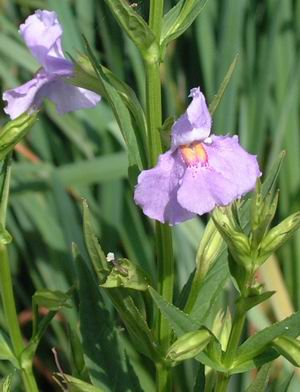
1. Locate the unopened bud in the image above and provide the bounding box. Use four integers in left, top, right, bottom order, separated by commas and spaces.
260, 212, 300, 257
166, 329, 211, 362
0, 113, 38, 160
272, 336, 300, 367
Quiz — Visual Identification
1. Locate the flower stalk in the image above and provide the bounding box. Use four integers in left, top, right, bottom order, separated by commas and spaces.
0, 157, 39, 392
146, 1, 174, 391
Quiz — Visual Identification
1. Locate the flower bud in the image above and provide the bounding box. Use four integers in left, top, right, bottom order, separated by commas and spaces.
259, 212, 300, 259
0, 113, 38, 160
166, 329, 211, 362
212, 207, 252, 270
272, 336, 300, 367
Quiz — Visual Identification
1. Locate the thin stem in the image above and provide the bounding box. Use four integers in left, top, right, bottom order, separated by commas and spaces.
0, 245, 24, 355
0, 245, 39, 392
149, 0, 164, 40
223, 310, 246, 368
147, 1, 174, 391
215, 372, 230, 392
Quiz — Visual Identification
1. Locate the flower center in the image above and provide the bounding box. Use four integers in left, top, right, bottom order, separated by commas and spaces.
179, 141, 208, 166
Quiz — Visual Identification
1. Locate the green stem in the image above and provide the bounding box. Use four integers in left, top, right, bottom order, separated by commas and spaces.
147, 1, 174, 391
215, 372, 230, 392
215, 307, 246, 392
223, 310, 246, 368
0, 246, 39, 392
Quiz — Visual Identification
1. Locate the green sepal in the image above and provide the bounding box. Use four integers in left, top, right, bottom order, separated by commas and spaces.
32, 289, 73, 312
271, 335, 300, 367
259, 211, 300, 260
82, 200, 109, 284
103, 0, 159, 62
0, 374, 13, 392
100, 257, 150, 291
0, 113, 38, 160
161, 0, 208, 56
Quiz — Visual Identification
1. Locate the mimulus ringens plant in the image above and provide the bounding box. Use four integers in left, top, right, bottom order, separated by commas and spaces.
3, 10, 100, 119
134, 88, 261, 225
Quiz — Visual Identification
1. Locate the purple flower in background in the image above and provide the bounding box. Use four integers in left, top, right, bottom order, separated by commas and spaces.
3, 10, 100, 119
134, 87, 261, 225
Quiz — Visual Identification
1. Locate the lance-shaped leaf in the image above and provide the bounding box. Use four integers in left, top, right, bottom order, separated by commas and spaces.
54, 373, 105, 392
83, 37, 146, 173
245, 363, 272, 392
0, 331, 18, 368
101, 257, 150, 291
233, 311, 300, 368
103, 0, 158, 61
0, 113, 38, 160
82, 199, 109, 284
71, 55, 148, 161
161, 0, 208, 53
21, 288, 73, 368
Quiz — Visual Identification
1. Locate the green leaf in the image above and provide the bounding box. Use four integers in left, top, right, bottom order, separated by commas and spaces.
209, 54, 239, 116
149, 286, 198, 337
0, 330, 18, 367
32, 289, 72, 311
234, 311, 300, 367
103, 0, 158, 61
72, 55, 148, 159
21, 288, 73, 367
82, 200, 109, 284
83, 38, 146, 173
237, 291, 275, 312
100, 258, 150, 291
0, 113, 38, 160
74, 245, 129, 391
245, 363, 272, 392
161, 0, 208, 53
271, 335, 300, 367
54, 373, 105, 392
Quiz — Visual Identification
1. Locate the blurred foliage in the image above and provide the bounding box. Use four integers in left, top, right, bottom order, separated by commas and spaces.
0, 0, 300, 390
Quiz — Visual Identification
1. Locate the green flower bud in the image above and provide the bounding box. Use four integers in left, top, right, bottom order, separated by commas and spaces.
272, 335, 300, 367
212, 207, 252, 270
259, 212, 300, 259
166, 329, 211, 362
0, 113, 38, 160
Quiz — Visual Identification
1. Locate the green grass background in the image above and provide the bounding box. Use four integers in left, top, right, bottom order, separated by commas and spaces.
0, 0, 300, 390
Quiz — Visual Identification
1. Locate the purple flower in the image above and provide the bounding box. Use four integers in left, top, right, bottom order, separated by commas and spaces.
3, 10, 100, 119
134, 87, 261, 225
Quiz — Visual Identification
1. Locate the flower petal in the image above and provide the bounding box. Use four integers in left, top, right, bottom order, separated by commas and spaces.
171, 87, 211, 148
3, 71, 50, 119
19, 9, 73, 75
177, 166, 237, 215
204, 135, 261, 197
134, 151, 195, 225
45, 80, 101, 114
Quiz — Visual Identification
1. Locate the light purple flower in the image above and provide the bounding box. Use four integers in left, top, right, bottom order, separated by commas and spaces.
3, 10, 100, 119
134, 87, 261, 225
